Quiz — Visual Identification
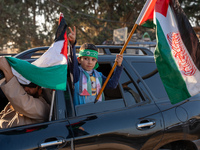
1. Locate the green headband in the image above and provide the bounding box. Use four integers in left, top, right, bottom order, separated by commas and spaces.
79, 49, 98, 59
78, 49, 99, 69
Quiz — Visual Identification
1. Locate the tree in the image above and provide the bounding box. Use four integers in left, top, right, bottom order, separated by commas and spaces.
0, 0, 57, 52
55, 0, 145, 45
180, 0, 200, 27
0, 0, 199, 52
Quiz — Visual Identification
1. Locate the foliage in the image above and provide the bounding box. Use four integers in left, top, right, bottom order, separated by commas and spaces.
0, 0, 57, 52
0, 0, 199, 52
180, 0, 200, 26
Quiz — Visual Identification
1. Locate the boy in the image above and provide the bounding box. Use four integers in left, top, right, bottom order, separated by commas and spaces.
68, 26, 123, 106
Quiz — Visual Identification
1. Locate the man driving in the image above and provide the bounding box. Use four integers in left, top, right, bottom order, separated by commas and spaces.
0, 57, 50, 128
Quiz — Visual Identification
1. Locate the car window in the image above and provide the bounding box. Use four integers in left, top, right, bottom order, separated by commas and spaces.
0, 87, 55, 130
66, 63, 125, 117
131, 62, 168, 100
120, 69, 144, 106
97, 63, 123, 100
65, 62, 148, 117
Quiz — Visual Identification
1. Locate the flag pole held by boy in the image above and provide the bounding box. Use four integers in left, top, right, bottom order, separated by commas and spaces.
95, 0, 157, 102
97, 0, 200, 104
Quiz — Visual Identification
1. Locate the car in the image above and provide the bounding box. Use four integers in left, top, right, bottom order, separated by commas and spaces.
0, 45, 200, 150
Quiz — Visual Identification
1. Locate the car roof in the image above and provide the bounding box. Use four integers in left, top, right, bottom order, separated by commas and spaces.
14, 45, 154, 61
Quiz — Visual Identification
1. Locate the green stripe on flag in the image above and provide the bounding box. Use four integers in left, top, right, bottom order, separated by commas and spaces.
142, 20, 155, 28
154, 20, 191, 104
6, 57, 67, 90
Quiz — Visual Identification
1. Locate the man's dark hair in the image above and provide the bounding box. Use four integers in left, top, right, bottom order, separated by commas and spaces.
20, 82, 39, 88
80, 43, 98, 52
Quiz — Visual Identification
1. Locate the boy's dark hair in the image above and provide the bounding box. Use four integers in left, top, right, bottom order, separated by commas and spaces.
80, 43, 98, 52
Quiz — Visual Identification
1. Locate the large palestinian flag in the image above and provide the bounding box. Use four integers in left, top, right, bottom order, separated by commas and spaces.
137, 0, 200, 104
5, 13, 68, 90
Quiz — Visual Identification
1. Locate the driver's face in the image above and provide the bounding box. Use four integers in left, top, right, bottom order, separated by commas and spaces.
23, 86, 40, 98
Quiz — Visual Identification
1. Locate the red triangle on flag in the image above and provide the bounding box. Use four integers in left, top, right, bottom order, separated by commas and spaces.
60, 32, 68, 59
58, 13, 68, 59
155, 0, 170, 17
138, 0, 157, 25
137, 0, 170, 25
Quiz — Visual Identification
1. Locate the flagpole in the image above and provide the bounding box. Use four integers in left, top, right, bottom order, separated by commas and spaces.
49, 89, 55, 121
94, 24, 138, 103
94, 0, 155, 103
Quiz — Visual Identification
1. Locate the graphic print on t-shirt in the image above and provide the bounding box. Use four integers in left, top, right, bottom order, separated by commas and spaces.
90, 75, 97, 96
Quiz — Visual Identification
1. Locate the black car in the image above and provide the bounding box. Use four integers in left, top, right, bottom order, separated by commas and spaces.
0, 45, 200, 150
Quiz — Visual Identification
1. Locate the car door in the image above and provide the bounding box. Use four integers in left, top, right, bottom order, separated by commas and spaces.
66, 58, 164, 150
0, 90, 73, 150
130, 58, 200, 149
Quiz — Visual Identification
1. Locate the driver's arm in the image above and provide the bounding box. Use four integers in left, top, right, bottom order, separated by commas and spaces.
0, 57, 14, 83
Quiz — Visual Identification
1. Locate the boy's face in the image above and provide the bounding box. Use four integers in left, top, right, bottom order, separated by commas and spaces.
78, 56, 97, 71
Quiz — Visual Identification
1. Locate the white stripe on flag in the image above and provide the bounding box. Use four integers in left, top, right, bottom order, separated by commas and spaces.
32, 40, 67, 67
12, 40, 67, 85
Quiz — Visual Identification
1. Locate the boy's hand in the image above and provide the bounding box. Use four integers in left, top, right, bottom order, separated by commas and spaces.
68, 26, 76, 45
115, 54, 123, 66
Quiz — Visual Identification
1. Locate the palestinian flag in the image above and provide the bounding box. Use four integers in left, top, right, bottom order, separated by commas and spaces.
136, 0, 157, 27
137, 0, 200, 104
6, 13, 68, 90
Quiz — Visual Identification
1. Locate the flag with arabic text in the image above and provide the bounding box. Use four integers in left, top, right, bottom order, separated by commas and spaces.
137, 0, 200, 104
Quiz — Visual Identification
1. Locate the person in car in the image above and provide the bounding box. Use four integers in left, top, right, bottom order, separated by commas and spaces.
68, 26, 123, 106
0, 57, 50, 129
